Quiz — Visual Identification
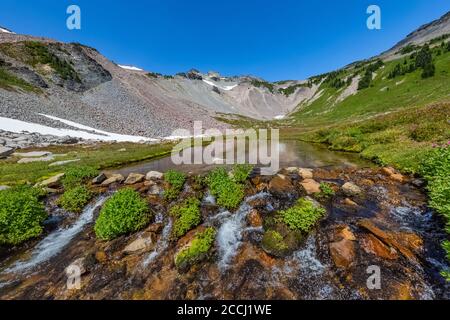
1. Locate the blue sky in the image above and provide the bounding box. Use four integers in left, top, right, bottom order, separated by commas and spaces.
1, 0, 449, 81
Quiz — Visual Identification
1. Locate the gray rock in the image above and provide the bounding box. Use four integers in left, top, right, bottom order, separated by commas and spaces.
0, 146, 14, 158
123, 235, 155, 253
17, 155, 55, 164
49, 159, 81, 167
125, 173, 145, 185
146, 171, 164, 180
101, 174, 124, 186
35, 173, 65, 188
342, 182, 362, 197
92, 173, 107, 184
14, 151, 52, 158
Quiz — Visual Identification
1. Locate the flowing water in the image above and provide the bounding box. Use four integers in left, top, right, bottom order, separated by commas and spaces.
0, 140, 448, 300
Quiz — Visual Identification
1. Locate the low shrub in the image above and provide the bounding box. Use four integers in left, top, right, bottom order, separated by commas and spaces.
0, 186, 47, 245
62, 166, 98, 189
57, 185, 93, 213
317, 182, 335, 199
279, 198, 326, 232
94, 188, 151, 240
163, 170, 186, 201
206, 167, 245, 210
175, 227, 216, 269
231, 164, 254, 183
170, 197, 201, 238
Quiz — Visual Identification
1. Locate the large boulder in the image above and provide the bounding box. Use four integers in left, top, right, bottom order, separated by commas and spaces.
125, 173, 145, 185
35, 173, 65, 188
300, 179, 321, 195
123, 234, 156, 254
298, 168, 313, 179
146, 171, 164, 180
0, 146, 14, 158
268, 174, 295, 196
329, 238, 355, 269
92, 173, 107, 184
101, 174, 124, 186
342, 182, 362, 197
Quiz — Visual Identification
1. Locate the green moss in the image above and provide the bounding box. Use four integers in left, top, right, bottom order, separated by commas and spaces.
62, 166, 98, 189
279, 198, 326, 232
316, 182, 335, 200
57, 185, 93, 213
262, 230, 289, 256
163, 170, 186, 201
0, 186, 47, 245
175, 227, 216, 269
231, 164, 254, 183
170, 197, 201, 238
94, 189, 151, 240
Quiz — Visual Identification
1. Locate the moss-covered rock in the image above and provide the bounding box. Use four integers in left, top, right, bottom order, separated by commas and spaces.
174, 227, 216, 271
170, 197, 201, 238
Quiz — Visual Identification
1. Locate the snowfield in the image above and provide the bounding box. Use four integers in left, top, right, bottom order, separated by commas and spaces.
0, 115, 156, 143
118, 65, 143, 71
202, 79, 238, 91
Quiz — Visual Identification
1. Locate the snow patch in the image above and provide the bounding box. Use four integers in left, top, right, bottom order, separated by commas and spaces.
202, 79, 238, 91
274, 115, 285, 120
0, 114, 155, 142
0, 27, 14, 34
118, 65, 143, 71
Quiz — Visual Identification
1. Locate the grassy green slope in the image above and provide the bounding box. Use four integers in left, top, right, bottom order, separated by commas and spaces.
289, 50, 450, 129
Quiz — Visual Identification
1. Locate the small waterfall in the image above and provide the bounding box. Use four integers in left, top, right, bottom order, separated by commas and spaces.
216, 192, 269, 271
142, 218, 173, 267
5, 195, 109, 274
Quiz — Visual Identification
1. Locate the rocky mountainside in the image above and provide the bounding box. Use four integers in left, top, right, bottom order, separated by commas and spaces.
0, 29, 314, 139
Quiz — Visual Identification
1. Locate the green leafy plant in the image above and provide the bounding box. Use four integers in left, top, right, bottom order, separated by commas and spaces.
231, 164, 254, 183
175, 227, 216, 269
163, 170, 186, 201
0, 186, 47, 245
279, 198, 326, 232
94, 188, 151, 240
317, 182, 336, 199
57, 185, 93, 213
170, 197, 201, 238
206, 167, 245, 210
62, 166, 98, 189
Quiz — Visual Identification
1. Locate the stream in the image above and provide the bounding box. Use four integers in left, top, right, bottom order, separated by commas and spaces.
0, 140, 448, 300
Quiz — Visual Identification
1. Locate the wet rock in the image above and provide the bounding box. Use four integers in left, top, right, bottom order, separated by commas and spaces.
92, 173, 107, 184
342, 182, 362, 197
411, 179, 425, 188
357, 219, 417, 261
298, 168, 313, 179
360, 234, 399, 260
334, 225, 357, 241
247, 209, 263, 228
123, 234, 156, 254
381, 167, 396, 176
0, 146, 14, 158
394, 232, 423, 253
390, 173, 404, 183
148, 184, 163, 195
125, 173, 145, 185
101, 174, 124, 186
35, 173, 64, 188
146, 223, 164, 234
95, 251, 108, 263
66, 257, 90, 276
343, 198, 358, 206
146, 171, 163, 180
390, 282, 413, 300
300, 179, 321, 195
329, 239, 355, 269
269, 174, 295, 196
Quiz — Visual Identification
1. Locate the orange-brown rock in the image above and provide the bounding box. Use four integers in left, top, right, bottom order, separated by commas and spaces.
360, 234, 399, 260
269, 174, 294, 195
300, 179, 321, 195
343, 198, 358, 206
329, 239, 355, 269
247, 209, 263, 228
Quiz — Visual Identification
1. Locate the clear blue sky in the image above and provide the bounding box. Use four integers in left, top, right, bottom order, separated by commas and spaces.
1, 0, 449, 81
